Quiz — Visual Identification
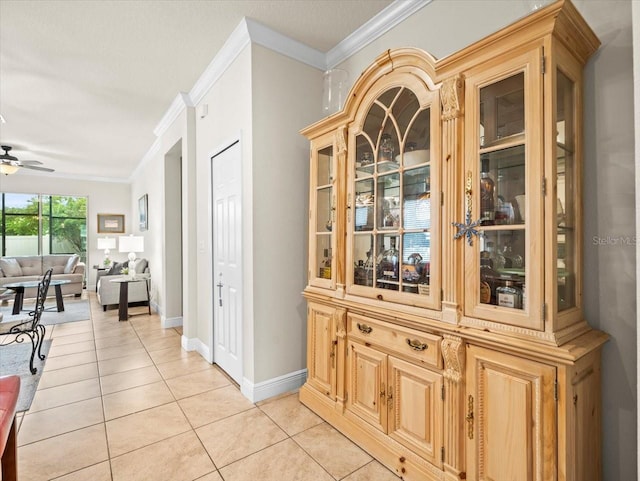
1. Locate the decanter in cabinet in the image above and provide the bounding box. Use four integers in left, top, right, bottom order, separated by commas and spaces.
300, 2, 607, 481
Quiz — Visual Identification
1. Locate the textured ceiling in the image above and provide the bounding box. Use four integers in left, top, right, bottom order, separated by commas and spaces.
0, 0, 393, 181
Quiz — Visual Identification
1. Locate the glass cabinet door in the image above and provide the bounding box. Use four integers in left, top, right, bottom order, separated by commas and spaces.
464, 50, 544, 329
309, 133, 337, 289
348, 84, 440, 309
555, 68, 577, 314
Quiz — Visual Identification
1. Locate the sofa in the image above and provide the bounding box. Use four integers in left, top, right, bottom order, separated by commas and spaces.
96, 258, 150, 311
0, 254, 85, 298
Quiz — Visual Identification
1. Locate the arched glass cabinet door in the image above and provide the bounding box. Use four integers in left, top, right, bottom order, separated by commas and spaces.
347, 77, 441, 311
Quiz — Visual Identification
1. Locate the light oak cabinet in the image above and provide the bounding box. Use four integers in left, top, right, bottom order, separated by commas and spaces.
300, 2, 607, 481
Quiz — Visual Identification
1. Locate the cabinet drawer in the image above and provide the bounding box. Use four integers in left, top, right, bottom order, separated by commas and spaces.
348, 314, 442, 369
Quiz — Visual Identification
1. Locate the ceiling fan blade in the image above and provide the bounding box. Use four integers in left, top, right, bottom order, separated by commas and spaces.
19, 160, 43, 165
20, 165, 54, 172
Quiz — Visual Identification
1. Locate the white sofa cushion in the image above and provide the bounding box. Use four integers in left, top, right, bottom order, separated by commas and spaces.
64, 254, 80, 274
0, 258, 23, 277
17, 257, 41, 276
43, 255, 70, 274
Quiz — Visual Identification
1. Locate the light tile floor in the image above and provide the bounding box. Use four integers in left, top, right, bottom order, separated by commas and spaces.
13, 292, 402, 481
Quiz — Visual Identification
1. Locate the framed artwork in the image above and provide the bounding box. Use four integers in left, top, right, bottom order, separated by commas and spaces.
139, 194, 148, 231
97, 214, 125, 234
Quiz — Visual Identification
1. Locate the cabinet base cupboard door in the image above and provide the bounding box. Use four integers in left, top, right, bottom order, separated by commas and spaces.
347, 341, 387, 432
388, 356, 443, 467
466, 345, 556, 481
306, 302, 337, 399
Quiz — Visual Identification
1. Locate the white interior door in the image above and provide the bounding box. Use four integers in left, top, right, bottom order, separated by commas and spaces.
212, 141, 242, 384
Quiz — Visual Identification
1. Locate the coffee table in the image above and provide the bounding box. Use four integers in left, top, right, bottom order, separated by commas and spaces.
3, 279, 71, 315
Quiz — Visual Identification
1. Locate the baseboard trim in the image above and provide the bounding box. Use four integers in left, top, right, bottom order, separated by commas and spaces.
161, 316, 183, 329
241, 369, 308, 403
181, 335, 212, 363
150, 300, 161, 317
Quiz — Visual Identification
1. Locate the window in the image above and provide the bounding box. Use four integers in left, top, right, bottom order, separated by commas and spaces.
0, 193, 87, 262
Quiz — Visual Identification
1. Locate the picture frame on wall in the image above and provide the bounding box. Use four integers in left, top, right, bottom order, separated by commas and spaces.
97, 214, 125, 234
139, 194, 148, 231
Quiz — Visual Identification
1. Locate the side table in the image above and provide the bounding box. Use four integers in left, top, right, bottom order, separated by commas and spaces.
109, 275, 151, 321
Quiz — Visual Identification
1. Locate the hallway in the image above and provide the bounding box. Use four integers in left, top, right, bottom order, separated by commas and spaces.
12, 292, 400, 481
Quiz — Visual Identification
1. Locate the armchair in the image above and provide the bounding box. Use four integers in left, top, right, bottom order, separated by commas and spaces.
96, 259, 150, 311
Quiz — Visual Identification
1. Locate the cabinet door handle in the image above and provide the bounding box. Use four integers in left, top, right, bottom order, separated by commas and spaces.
466, 395, 474, 440
406, 339, 428, 351
330, 340, 337, 367
380, 382, 386, 405
453, 170, 482, 246
357, 323, 372, 334
387, 386, 393, 404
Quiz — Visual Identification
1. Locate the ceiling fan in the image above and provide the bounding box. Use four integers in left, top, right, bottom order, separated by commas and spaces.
0, 145, 54, 175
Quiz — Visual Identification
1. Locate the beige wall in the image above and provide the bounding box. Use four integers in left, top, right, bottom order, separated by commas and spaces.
130, 150, 164, 312
250, 44, 322, 383
0, 174, 130, 288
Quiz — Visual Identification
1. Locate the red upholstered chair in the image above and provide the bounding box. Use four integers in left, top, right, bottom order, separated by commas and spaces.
0, 375, 20, 481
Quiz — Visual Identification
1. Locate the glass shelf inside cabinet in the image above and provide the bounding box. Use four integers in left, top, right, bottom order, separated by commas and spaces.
479, 232, 526, 310
480, 72, 524, 149
479, 146, 525, 227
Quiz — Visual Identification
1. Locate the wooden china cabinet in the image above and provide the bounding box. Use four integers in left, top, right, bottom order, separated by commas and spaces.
300, 2, 607, 481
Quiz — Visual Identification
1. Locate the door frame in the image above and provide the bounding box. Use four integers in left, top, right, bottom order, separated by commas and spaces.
208, 134, 244, 382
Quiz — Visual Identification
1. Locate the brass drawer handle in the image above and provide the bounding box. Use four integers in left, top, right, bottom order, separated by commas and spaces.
357, 323, 372, 334
406, 338, 428, 351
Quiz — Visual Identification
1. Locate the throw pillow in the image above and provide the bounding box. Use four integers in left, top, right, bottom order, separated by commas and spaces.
107, 261, 128, 275
0, 258, 23, 277
107, 262, 121, 275
134, 258, 148, 274
63, 254, 80, 274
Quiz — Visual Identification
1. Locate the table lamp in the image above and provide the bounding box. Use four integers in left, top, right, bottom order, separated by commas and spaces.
119, 235, 144, 275
97, 237, 116, 266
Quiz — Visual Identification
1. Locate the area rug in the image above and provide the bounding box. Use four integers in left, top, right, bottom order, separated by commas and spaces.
0, 298, 90, 326
0, 339, 52, 412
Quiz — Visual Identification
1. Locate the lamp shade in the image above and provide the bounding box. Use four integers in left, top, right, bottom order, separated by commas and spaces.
97, 237, 116, 250
119, 235, 144, 254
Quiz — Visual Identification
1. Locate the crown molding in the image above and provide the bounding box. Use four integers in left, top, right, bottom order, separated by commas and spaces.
189, 18, 252, 106
153, 92, 194, 138
245, 18, 326, 70
326, 0, 432, 68
133, 1, 429, 181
